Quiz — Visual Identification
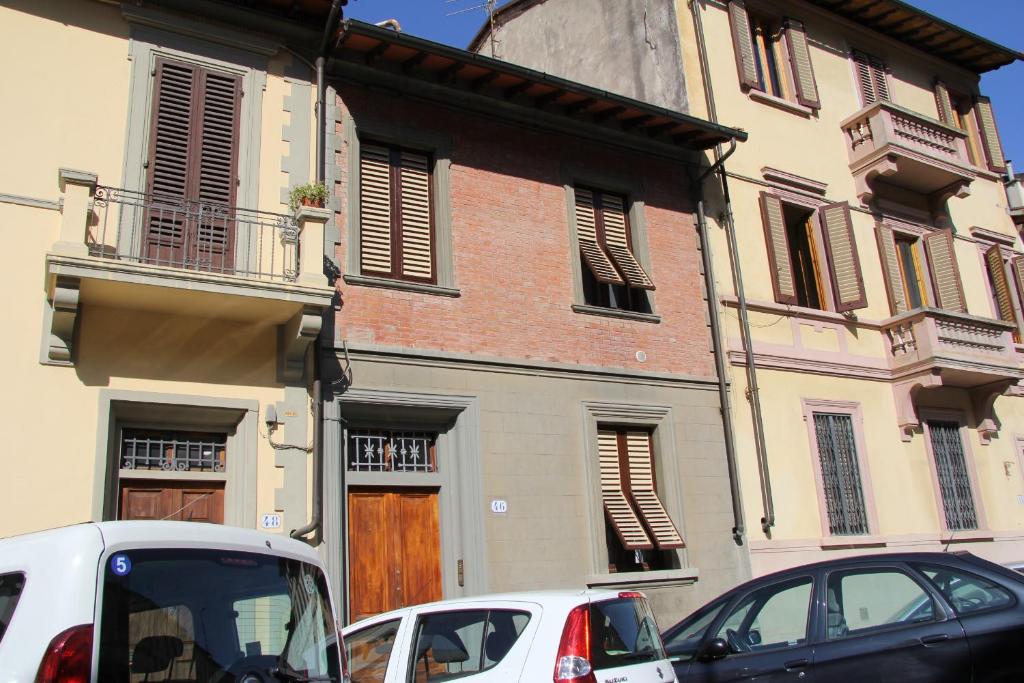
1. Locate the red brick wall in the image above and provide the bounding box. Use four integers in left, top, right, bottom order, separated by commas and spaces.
332, 86, 714, 378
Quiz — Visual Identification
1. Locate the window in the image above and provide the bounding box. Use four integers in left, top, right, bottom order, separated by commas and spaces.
982, 244, 1024, 340
926, 420, 978, 531
915, 564, 1015, 615
727, 1, 820, 108
122, 430, 227, 473
715, 578, 812, 654
812, 413, 869, 536
410, 610, 530, 681
934, 82, 1007, 173
358, 142, 435, 283
825, 569, 934, 640
852, 50, 890, 106
895, 235, 928, 309
346, 619, 401, 683
588, 596, 667, 669
876, 226, 966, 314
598, 428, 683, 573
760, 193, 866, 312
574, 186, 654, 313
347, 429, 437, 473
0, 573, 25, 645
662, 597, 729, 662
235, 594, 290, 655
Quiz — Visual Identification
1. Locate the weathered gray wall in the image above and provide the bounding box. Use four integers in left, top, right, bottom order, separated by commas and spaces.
477, 0, 689, 112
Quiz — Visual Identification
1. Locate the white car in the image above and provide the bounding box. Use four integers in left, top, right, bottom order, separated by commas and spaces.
0, 521, 348, 682
342, 589, 676, 682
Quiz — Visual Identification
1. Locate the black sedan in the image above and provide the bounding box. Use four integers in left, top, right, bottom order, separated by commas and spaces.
662, 551, 1024, 682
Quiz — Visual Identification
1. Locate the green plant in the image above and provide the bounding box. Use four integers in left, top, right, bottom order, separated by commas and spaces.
288, 182, 328, 211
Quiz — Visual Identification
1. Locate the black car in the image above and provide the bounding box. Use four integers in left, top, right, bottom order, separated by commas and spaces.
662, 552, 1024, 682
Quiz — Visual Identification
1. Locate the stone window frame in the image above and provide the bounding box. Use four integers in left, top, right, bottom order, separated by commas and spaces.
919, 408, 991, 540
92, 389, 259, 527
562, 167, 660, 324
342, 115, 458, 297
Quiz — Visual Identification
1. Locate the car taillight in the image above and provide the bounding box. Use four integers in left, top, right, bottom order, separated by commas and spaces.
35, 624, 93, 683
554, 604, 596, 682
618, 591, 645, 599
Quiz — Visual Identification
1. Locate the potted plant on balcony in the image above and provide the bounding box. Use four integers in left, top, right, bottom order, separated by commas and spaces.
289, 182, 328, 212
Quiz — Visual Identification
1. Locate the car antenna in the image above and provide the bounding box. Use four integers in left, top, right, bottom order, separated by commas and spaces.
942, 530, 955, 552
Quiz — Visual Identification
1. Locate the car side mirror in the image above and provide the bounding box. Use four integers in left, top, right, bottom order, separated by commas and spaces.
697, 637, 730, 662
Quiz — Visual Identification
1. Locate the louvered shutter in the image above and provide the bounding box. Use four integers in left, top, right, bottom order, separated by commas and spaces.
598, 430, 652, 551
985, 245, 1016, 325
853, 51, 889, 106
875, 224, 908, 315
871, 56, 891, 103
194, 68, 241, 272
359, 143, 394, 276
575, 188, 625, 286
760, 192, 798, 305
934, 81, 954, 125
974, 96, 1007, 173
818, 202, 867, 312
784, 18, 820, 109
924, 229, 966, 313
599, 193, 655, 290
625, 432, 684, 550
1012, 258, 1024, 333
728, 0, 760, 90
398, 150, 434, 281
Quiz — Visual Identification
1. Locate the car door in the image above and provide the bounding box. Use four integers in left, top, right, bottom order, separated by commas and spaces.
812, 563, 969, 683
686, 575, 816, 683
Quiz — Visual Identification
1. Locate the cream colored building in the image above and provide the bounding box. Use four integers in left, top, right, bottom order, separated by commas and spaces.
475, 0, 1024, 574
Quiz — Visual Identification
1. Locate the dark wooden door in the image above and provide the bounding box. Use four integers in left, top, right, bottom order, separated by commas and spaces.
348, 488, 442, 623
119, 480, 225, 523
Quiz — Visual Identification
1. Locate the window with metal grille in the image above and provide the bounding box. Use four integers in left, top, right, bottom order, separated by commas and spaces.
121, 429, 227, 472
812, 413, 869, 536
927, 421, 978, 531
347, 430, 437, 473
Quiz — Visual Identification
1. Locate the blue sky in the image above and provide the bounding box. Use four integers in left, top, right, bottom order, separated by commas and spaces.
344, 0, 1023, 170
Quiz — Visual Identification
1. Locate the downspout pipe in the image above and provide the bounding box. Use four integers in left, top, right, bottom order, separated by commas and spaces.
689, 0, 775, 534
694, 139, 745, 544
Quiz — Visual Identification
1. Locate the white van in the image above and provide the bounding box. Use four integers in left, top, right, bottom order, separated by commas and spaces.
0, 521, 348, 682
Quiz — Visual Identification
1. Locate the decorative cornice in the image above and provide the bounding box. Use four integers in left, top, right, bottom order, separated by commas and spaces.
726, 349, 891, 380
121, 4, 281, 57
761, 167, 829, 196
720, 295, 884, 331
0, 192, 61, 211
970, 226, 1018, 247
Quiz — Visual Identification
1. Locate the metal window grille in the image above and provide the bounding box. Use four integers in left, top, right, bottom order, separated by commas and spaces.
347, 430, 437, 473
121, 430, 227, 472
813, 413, 869, 536
927, 420, 978, 531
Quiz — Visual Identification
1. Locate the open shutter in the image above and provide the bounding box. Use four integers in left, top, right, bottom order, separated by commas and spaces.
194, 68, 241, 272
819, 202, 867, 312
870, 56, 890, 103
728, 0, 760, 90
598, 430, 652, 551
1012, 258, 1024, 334
934, 81, 954, 125
875, 224, 908, 315
974, 96, 1007, 173
625, 432, 684, 550
924, 229, 966, 313
785, 18, 820, 109
760, 192, 798, 305
598, 193, 655, 290
359, 143, 394, 276
985, 246, 1017, 325
575, 188, 625, 285
853, 51, 889, 105
398, 150, 434, 281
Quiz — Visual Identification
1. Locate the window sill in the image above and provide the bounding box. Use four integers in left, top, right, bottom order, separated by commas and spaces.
747, 89, 814, 118
586, 568, 699, 589
940, 530, 995, 543
572, 304, 661, 324
819, 535, 887, 549
343, 274, 460, 298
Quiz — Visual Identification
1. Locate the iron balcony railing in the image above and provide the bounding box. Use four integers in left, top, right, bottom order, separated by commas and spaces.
89, 186, 300, 281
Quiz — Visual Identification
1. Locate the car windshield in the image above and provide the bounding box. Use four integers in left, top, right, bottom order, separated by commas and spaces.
589, 596, 667, 669
97, 548, 340, 682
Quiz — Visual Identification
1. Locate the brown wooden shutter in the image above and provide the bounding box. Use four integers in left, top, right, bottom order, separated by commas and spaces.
875, 224, 908, 315
728, 0, 760, 90
853, 50, 889, 105
818, 202, 867, 312
974, 96, 1007, 173
870, 56, 890, 103
1012, 258, 1024, 331
598, 430, 652, 551
934, 81, 954, 125
359, 143, 394, 276
985, 246, 1016, 324
760, 192, 798, 305
625, 432, 684, 550
784, 18, 820, 109
598, 193, 655, 290
194, 68, 241, 271
398, 150, 434, 281
924, 229, 966, 313
575, 188, 625, 285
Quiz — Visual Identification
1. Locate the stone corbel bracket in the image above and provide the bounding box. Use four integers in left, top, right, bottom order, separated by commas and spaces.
278, 305, 323, 383
46, 275, 81, 365
894, 372, 942, 442
971, 380, 1016, 445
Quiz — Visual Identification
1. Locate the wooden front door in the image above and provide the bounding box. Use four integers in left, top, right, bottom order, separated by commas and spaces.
348, 488, 442, 623
119, 480, 225, 523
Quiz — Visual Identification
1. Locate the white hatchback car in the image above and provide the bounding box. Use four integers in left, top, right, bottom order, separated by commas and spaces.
342, 589, 676, 683
0, 521, 347, 683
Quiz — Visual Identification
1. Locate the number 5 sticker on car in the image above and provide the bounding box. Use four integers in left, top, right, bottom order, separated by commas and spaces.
110, 553, 132, 576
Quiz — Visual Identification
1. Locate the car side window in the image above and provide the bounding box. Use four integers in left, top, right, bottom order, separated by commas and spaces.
409, 609, 530, 682
0, 573, 25, 644
347, 619, 401, 683
714, 577, 812, 654
915, 564, 1016, 616
825, 568, 934, 640
663, 597, 728, 662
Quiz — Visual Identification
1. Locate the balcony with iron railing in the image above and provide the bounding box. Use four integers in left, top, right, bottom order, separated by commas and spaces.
840, 102, 977, 204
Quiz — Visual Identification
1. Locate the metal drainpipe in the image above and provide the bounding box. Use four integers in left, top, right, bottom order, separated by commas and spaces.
689, 0, 775, 533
